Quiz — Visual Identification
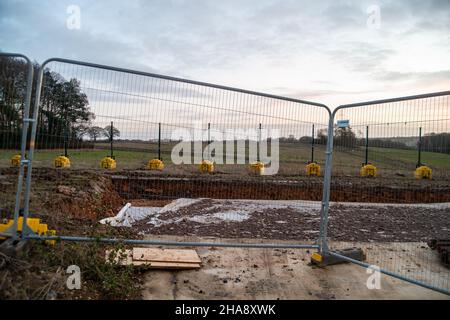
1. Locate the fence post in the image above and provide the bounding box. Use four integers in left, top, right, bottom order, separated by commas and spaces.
207, 122, 211, 161
64, 123, 68, 158
311, 124, 315, 163
158, 122, 161, 160
257, 123, 261, 162
110, 121, 114, 159
417, 127, 422, 167
318, 113, 335, 253
365, 126, 369, 165
0, 53, 34, 240
20, 61, 48, 239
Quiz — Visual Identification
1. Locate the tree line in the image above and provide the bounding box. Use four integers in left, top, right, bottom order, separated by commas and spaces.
0, 55, 119, 149
1, 55, 448, 154
0, 56, 29, 148
313, 127, 450, 154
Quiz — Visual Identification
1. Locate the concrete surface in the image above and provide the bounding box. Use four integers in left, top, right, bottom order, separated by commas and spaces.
141, 236, 450, 300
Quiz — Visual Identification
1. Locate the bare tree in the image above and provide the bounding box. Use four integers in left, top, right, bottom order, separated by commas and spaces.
104, 124, 120, 140
87, 126, 106, 142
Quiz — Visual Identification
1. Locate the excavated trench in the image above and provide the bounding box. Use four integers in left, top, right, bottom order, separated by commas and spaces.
2, 168, 447, 242
111, 174, 450, 203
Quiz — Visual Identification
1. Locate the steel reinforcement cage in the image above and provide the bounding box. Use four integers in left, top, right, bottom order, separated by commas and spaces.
1, 52, 449, 296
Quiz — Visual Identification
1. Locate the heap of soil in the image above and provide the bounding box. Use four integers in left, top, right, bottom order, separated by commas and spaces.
0, 168, 126, 235
111, 173, 450, 203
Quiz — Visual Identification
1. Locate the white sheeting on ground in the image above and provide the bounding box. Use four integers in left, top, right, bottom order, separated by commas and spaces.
100, 198, 450, 228
100, 198, 320, 228
100, 203, 160, 227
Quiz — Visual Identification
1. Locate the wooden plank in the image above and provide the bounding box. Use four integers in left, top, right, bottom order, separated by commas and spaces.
105, 249, 200, 269
132, 247, 201, 264
141, 261, 201, 269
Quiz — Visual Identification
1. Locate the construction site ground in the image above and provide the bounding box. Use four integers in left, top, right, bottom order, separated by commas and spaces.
0, 168, 449, 299
142, 235, 449, 300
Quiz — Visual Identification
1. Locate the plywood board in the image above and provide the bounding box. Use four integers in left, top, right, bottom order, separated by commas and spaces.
105, 249, 201, 269
133, 247, 201, 264
141, 261, 201, 269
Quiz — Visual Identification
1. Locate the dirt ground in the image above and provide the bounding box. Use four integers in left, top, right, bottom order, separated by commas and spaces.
0, 168, 142, 299
1, 168, 449, 299
133, 198, 450, 242
141, 236, 449, 300
111, 172, 450, 203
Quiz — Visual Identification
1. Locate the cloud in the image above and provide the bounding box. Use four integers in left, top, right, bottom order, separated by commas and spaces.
0, 0, 449, 108
375, 69, 450, 85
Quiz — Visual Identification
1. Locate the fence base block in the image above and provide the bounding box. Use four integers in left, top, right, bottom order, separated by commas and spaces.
311, 248, 366, 267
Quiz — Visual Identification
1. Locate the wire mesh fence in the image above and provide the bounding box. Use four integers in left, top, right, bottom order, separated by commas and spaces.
17, 57, 332, 246
0, 53, 33, 238
327, 92, 450, 294
0, 54, 26, 216
0, 54, 31, 156
1, 53, 449, 295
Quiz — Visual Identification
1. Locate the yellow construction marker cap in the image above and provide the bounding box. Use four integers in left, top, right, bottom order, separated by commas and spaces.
415, 165, 432, 180
249, 161, 265, 175
199, 160, 214, 173
147, 158, 164, 170
54, 156, 71, 168
10, 154, 21, 167
100, 156, 116, 169
360, 164, 377, 177
306, 162, 321, 176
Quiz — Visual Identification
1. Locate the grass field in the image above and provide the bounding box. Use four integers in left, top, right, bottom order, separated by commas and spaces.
1, 141, 449, 177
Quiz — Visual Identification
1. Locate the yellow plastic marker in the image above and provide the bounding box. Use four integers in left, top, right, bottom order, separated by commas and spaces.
360, 164, 377, 177
415, 165, 432, 180
147, 159, 164, 170
54, 155, 71, 168
306, 162, 321, 176
249, 161, 265, 175
199, 160, 214, 173
10, 154, 21, 167
100, 156, 116, 169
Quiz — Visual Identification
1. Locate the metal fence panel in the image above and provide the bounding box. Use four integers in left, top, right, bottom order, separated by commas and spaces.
3, 52, 449, 296
324, 91, 450, 295
0, 53, 34, 239
19, 57, 331, 249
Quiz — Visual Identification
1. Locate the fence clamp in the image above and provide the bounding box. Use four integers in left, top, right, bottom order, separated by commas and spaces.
23, 118, 36, 123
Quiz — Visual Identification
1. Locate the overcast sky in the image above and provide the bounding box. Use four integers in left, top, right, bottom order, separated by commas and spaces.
1, 0, 449, 108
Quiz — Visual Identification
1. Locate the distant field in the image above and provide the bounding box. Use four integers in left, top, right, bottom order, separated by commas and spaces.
0, 149, 150, 169
1, 141, 449, 177
370, 147, 450, 169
